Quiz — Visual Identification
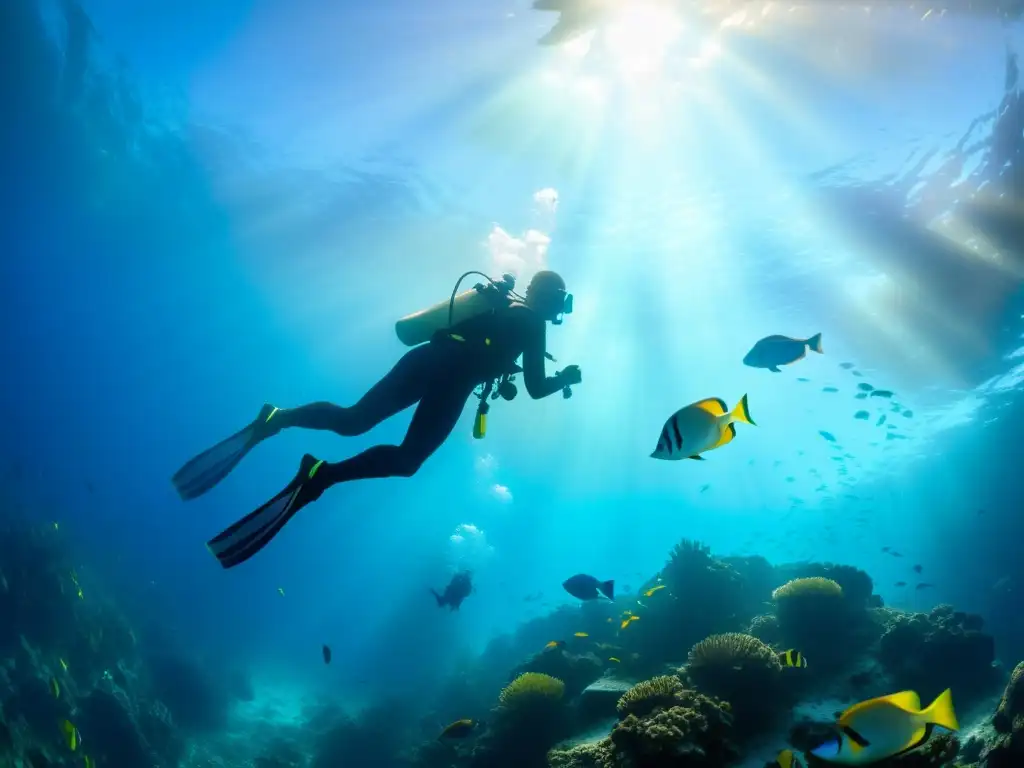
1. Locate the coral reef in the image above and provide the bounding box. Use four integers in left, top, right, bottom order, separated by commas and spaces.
513, 647, 604, 699
616, 675, 685, 719
878, 604, 999, 707
982, 660, 1024, 768
683, 633, 785, 733
773, 577, 872, 671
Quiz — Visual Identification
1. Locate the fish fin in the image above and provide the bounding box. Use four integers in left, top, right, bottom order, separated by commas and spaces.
769, 365, 781, 372
921, 688, 959, 731
691, 397, 728, 416
806, 332, 823, 353
730, 394, 755, 426
430, 589, 445, 607
883, 690, 923, 713
599, 580, 615, 600
711, 422, 736, 450
687, 454, 705, 461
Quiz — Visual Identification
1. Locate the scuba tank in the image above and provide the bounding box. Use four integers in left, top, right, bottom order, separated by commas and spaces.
395, 272, 518, 347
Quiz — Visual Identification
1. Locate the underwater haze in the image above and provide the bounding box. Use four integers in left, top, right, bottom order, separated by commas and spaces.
3, 0, 1024, 766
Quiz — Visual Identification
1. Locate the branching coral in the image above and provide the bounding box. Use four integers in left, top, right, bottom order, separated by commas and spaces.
746, 614, 780, 646
547, 741, 612, 768
616, 675, 684, 719
608, 689, 736, 767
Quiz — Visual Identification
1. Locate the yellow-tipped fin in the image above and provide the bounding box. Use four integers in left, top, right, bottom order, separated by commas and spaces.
921, 688, 959, 731
730, 394, 755, 426
691, 397, 728, 417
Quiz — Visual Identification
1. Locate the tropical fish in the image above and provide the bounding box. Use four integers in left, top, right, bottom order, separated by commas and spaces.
778, 649, 808, 668
855, 393, 868, 400
439, 718, 480, 739
562, 574, 614, 601
61, 719, 81, 751
643, 585, 667, 598
50, 677, 60, 698
608, 657, 621, 663
544, 640, 565, 650
857, 383, 874, 392
322, 644, 332, 665
574, 632, 589, 638
820, 431, 836, 442
431, 571, 473, 610
743, 333, 823, 372
650, 395, 755, 461
620, 615, 640, 630
59, 658, 68, 672
776, 749, 803, 768
810, 689, 958, 765
823, 387, 839, 393
854, 411, 869, 420
871, 390, 894, 398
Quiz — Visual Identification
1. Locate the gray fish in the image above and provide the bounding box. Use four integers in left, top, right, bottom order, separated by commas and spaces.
743, 333, 823, 372
562, 574, 614, 601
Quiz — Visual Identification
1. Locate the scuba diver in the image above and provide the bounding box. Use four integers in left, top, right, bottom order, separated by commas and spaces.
172, 270, 582, 570
430, 570, 474, 611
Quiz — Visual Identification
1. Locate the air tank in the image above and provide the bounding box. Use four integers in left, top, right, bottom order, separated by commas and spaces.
395, 288, 498, 347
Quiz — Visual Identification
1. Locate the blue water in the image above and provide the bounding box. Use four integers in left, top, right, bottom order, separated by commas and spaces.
3, 0, 1024, 764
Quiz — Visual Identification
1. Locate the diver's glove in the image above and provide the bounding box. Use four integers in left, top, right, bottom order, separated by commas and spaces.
559, 365, 582, 387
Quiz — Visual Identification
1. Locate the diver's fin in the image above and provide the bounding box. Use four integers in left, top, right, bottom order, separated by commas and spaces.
206, 454, 325, 569
172, 404, 279, 501
430, 588, 445, 608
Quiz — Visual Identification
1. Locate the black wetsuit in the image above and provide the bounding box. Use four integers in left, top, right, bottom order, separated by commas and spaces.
272, 303, 566, 486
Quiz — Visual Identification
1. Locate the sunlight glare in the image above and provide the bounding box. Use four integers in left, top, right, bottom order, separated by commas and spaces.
604, 4, 683, 78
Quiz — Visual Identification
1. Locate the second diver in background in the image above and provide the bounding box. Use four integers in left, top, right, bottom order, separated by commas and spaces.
431, 570, 473, 610
172, 270, 582, 569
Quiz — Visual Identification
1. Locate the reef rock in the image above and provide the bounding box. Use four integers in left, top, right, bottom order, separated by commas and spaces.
983, 660, 1024, 768
578, 675, 634, 724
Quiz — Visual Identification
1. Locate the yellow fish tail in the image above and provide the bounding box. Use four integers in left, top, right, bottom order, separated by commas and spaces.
806, 332, 823, 354
730, 394, 755, 426
921, 688, 959, 732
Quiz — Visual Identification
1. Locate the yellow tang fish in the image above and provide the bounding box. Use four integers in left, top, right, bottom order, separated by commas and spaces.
574, 632, 589, 638
810, 689, 958, 765
779, 649, 807, 668
776, 749, 803, 768
61, 719, 81, 751
438, 718, 478, 739
544, 640, 565, 650
644, 585, 666, 598
650, 395, 755, 461
620, 615, 640, 630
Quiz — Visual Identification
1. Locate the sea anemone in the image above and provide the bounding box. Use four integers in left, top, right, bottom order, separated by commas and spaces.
772, 577, 843, 601
498, 672, 565, 713
616, 675, 684, 719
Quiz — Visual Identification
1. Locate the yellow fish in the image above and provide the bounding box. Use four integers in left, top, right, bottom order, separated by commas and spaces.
544, 640, 565, 650
776, 749, 802, 768
620, 615, 640, 630
644, 585, 666, 598
60, 658, 69, 672
574, 632, 589, 638
50, 677, 60, 698
608, 657, 621, 663
77, 587, 84, 600
779, 649, 807, 668
650, 395, 755, 461
810, 689, 958, 765
61, 719, 81, 751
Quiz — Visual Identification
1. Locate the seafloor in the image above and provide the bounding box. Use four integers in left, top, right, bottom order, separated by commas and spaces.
2, 513, 1022, 768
